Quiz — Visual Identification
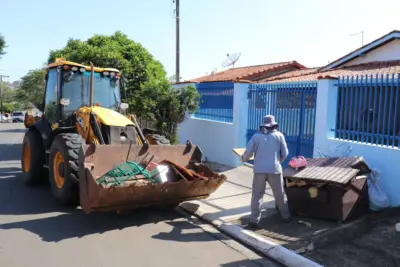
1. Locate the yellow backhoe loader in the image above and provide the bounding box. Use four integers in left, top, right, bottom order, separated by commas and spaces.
21, 59, 226, 213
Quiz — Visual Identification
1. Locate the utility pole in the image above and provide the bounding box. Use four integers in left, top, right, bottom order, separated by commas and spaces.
175, 0, 180, 83
0, 74, 9, 122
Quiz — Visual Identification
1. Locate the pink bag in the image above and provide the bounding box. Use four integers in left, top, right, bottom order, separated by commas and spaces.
289, 156, 307, 170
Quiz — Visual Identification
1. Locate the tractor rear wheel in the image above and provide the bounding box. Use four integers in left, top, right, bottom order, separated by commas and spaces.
49, 133, 83, 206
21, 129, 47, 186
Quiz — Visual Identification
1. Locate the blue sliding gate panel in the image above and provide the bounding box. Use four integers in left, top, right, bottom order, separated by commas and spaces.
246, 82, 317, 167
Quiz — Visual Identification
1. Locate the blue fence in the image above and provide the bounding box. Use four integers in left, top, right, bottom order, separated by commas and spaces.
247, 82, 318, 166
335, 74, 400, 148
194, 82, 234, 123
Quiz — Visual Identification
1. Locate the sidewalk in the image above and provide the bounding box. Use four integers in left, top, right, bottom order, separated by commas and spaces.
179, 163, 323, 267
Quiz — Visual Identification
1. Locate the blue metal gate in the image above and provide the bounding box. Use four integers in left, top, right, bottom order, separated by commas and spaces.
246, 82, 318, 167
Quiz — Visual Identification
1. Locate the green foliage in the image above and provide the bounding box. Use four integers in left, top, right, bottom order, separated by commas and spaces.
15, 69, 46, 110
0, 82, 24, 112
148, 84, 200, 143
47, 31, 200, 141
0, 34, 6, 58
1, 83, 15, 102
168, 75, 183, 83
2, 102, 14, 113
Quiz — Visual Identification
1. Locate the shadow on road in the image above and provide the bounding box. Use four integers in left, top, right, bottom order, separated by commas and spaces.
0, 138, 228, 245
0, 157, 184, 242
0, 206, 186, 242
0, 126, 235, 245
0, 176, 66, 215
152, 220, 229, 243
0, 144, 23, 161
0, 128, 26, 133
0, 172, 232, 243
0, 169, 230, 244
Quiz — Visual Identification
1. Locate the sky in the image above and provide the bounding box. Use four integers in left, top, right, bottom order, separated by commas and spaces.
0, 0, 400, 82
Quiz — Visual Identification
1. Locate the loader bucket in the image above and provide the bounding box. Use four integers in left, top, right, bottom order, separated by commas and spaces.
78, 141, 227, 214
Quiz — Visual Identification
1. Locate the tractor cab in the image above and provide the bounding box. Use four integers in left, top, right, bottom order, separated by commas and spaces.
43, 59, 127, 126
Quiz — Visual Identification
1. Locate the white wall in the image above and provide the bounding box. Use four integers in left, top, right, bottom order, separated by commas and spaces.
343, 39, 400, 66
177, 83, 249, 167
314, 79, 400, 207
178, 118, 236, 166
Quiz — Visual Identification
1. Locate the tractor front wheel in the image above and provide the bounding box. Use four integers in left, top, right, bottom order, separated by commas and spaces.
49, 133, 83, 206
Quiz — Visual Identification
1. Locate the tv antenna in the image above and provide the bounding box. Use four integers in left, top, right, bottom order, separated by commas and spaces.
210, 68, 218, 75
221, 52, 241, 68
349, 30, 364, 47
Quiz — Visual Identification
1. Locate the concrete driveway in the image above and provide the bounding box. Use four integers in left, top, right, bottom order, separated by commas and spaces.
0, 123, 277, 267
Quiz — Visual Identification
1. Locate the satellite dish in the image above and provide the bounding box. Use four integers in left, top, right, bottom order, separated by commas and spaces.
211, 68, 218, 75
221, 52, 241, 68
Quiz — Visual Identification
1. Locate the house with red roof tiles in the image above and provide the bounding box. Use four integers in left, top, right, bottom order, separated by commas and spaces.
183, 61, 306, 83
177, 30, 400, 85
177, 30, 400, 207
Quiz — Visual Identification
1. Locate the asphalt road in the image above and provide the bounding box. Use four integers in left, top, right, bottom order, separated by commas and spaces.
0, 123, 277, 267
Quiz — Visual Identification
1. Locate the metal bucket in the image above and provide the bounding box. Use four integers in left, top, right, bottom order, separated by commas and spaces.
78, 141, 227, 214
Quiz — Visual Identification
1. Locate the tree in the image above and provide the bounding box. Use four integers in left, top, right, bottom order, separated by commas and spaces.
0, 82, 24, 112
47, 31, 169, 109
168, 74, 183, 83
47, 31, 200, 141
0, 34, 6, 58
15, 69, 46, 110
156, 84, 200, 143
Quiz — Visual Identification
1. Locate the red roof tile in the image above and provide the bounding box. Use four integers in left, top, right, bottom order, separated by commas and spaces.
258, 60, 400, 83
186, 61, 306, 83
259, 67, 320, 82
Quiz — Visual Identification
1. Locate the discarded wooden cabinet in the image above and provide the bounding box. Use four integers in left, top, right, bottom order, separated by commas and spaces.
283, 157, 371, 222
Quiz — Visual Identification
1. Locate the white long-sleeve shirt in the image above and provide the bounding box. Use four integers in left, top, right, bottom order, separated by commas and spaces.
242, 129, 289, 174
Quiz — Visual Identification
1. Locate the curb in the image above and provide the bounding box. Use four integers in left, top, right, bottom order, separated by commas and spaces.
175, 207, 282, 266
179, 202, 324, 267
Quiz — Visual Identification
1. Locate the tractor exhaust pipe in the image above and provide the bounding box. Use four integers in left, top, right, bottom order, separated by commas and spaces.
89, 62, 94, 106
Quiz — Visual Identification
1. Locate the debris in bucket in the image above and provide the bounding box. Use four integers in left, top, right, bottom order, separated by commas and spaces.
80, 142, 229, 214
150, 165, 170, 184
95, 161, 155, 186
94, 139, 226, 188
160, 160, 209, 181
145, 161, 158, 172
95, 158, 219, 188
